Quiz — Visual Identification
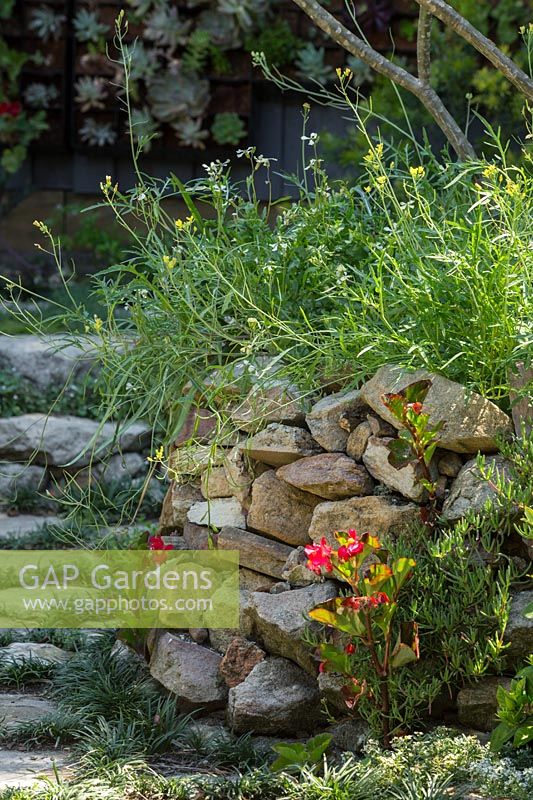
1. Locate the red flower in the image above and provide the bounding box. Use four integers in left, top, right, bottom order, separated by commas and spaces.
337, 533, 364, 562
305, 538, 333, 574
0, 101, 22, 118
318, 661, 326, 673
148, 535, 174, 551
341, 596, 364, 611
344, 642, 356, 654
369, 591, 390, 607
408, 401, 423, 415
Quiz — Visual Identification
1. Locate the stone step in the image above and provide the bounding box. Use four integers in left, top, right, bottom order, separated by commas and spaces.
0, 749, 70, 789
0, 693, 57, 728
0, 513, 62, 540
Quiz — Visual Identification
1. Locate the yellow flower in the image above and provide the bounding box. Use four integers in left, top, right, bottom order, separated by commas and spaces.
33, 220, 49, 234
336, 67, 342, 78
376, 175, 387, 189
147, 445, 165, 464
93, 315, 103, 334
505, 180, 522, 197
364, 185, 372, 193
176, 216, 194, 230
482, 164, 498, 179
163, 255, 177, 270
409, 166, 425, 179
364, 143, 384, 164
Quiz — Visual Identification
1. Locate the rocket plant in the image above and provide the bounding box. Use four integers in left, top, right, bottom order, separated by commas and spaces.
305, 529, 418, 749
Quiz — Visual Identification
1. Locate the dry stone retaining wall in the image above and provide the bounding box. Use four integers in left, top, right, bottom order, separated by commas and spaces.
153, 364, 533, 735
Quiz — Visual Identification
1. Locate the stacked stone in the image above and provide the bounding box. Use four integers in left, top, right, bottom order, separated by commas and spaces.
151, 363, 531, 734
0, 335, 149, 535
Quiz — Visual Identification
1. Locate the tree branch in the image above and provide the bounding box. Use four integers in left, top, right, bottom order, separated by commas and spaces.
415, 0, 533, 102
291, 0, 477, 160
417, 8, 432, 84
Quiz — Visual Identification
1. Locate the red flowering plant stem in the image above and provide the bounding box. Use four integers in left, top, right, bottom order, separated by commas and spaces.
305, 529, 417, 749
381, 379, 443, 527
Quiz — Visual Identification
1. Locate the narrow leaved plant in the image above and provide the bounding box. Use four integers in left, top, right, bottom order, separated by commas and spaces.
305, 530, 418, 749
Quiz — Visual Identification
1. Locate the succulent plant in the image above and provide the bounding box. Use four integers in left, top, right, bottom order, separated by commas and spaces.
128, 107, 161, 153
346, 55, 374, 87
126, 0, 156, 17
23, 82, 59, 108
79, 118, 117, 147
211, 112, 247, 146
73, 9, 108, 44
172, 117, 209, 149
147, 72, 210, 123
75, 77, 108, 112
197, 9, 242, 51
217, 0, 266, 32
295, 43, 335, 84
29, 6, 66, 41
122, 42, 160, 84
144, 4, 192, 50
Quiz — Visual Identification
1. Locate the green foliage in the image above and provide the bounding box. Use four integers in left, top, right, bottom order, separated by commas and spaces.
477, 429, 533, 541
323, 1, 532, 165
0, 656, 56, 689
491, 657, 533, 752
17, 135, 531, 458
270, 734, 332, 773
211, 113, 247, 146
0, 369, 100, 419
245, 20, 303, 67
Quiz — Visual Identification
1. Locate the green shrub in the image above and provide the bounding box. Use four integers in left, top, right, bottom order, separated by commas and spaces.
17, 132, 532, 457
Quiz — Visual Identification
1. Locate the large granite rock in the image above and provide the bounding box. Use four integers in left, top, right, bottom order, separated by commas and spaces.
165, 482, 204, 529
309, 495, 419, 545
441, 456, 509, 521
94, 452, 146, 484
0, 335, 96, 391
457, 677, 512, 731
247, 470, 321, 546
0, 463, 48, 506
282, 547, 321, 587
276, 453, 374, 500
359, 365, 512, 454
217, 526, 293, 579
305, 390, 367, 452
0, 513, 63, 540
503, 591, 533, 668
245, 424, 321, 467
0, 642, 70, 665
201, 467, 232, 499
0, 414, 149, 467
224, 445, 254, 503
227, 657, 323, 734
346, 421, 372, 461
250, 582, 337, 673
187, 497, 246, 529
209, 590, 255, 652
362, 436, 429, 502
149, 634, 227, 710
218, 637, 266, 687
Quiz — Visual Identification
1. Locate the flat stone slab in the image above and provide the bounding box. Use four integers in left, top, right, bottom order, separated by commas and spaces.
0, 513, 62, 540
0, 749, 70, 789
0, 414, 149, 468
0, 334, 96, 392
0, 642, 71, 666
0, 693, 57, 728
